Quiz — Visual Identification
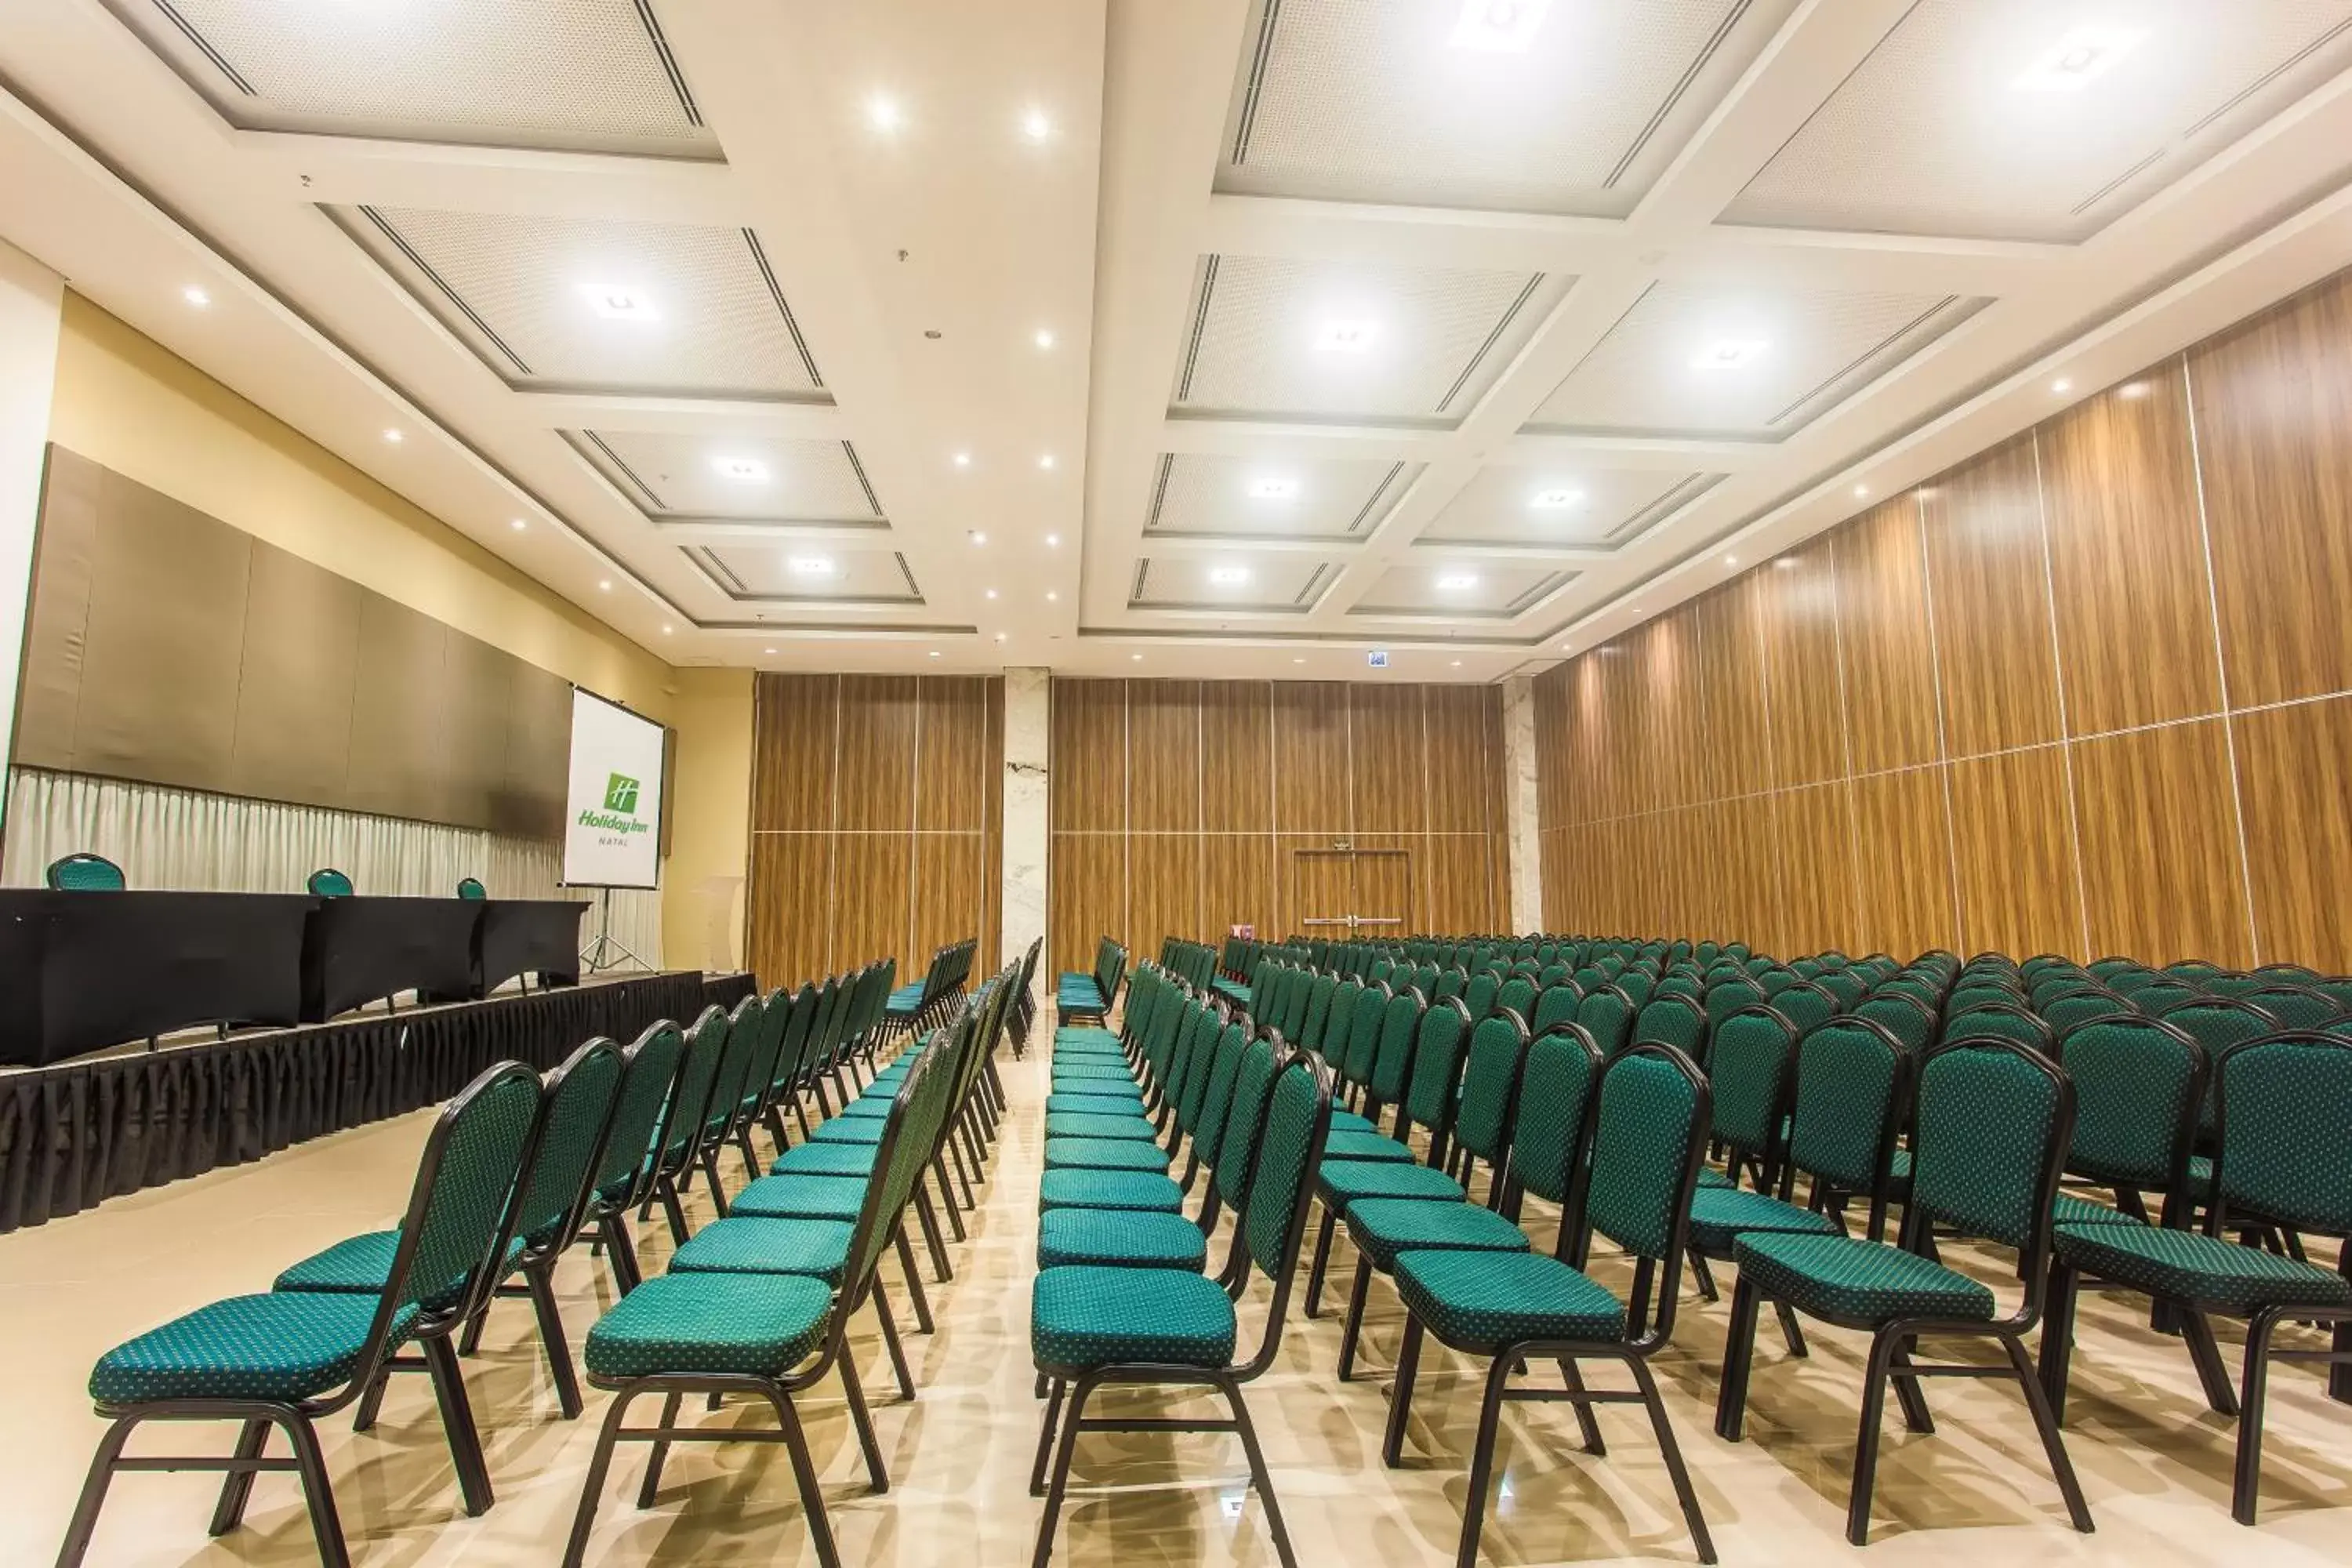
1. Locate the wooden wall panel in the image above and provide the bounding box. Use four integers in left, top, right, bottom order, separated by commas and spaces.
1051, 678, 1126, 832
2190, 270, 2352, 709
984, 680, 1004, 970
1201, 681, 1272, 831
1427, 685, 1500, 833
1349, 685, 1425, 833
1274, 682, 1351, 833
752, 675, 838, 831
747, 834, 832, 985
1759, 535, 1848, 788
915, 677, 989, 831
2041, 366, 2220, 733
1950, 747, 2081, 960
1127, 834, 1202, 959
834, 676, 916, 833
1128, 679, 1202, 832
2072, 720, 2251, 967
1851, 767, 1957, 959
913, 835, 983, 969
1695, 578, 1773, 801
1924, 438, 2063, 757
1202, 833, 1276, 943
2232, 696, 2352, 974
1836, 501, 1941, 774
830, 833, 912, 976
1050, 834, 1123, 984
1775, 782, 1857, 956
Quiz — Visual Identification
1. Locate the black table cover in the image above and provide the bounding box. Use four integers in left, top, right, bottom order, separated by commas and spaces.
301, 897, 484, 1022
474, 899, 587, 994
0, 891, 315, 1068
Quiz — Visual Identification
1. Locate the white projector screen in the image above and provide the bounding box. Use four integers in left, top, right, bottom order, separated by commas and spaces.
562, 688, 666, 890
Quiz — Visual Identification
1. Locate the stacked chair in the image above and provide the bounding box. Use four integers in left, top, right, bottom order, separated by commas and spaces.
1054, 935, 1127, 1027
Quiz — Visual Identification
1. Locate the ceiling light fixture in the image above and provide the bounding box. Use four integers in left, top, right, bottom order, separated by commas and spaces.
1692, 338, 1768, 371
764, 647, 777, 655
787, 556, 835, 576
1436, 572, 1479, 590
1448, 0, 1551, 53
661, 624, 673, 635
598, 579, 612, 591
995, 632, 1007, 643
928, 651, 942, 659
1021, 107, 1052, 142
1315, 319, 1380, 354
1045, 533, 1061, 546
1451, 659, 1463, 668
985, 588, 998, 600
183, 285, 209, 308
1853, 484, 1870, 498
953, 452, 971, 467
579, 284, 658, 322
2119, 381, 2152, 399
2052, 377, 2074, 394
868, 94, 903, 133
2013, 24, 2147, 92
713, 456, 770, 482
383, 429, 403, 444
1249, 477, 1300, 500
1038, 454, 1056, 470
1046, 590, 1058, 601
1034, 328, 1055, 350
1131, 652, 1143, 662
1208, 566, 1250, 586
1530, 488, 1584, 510
510, 517, 527, 531
970, 530, 988, 545
1723, 554, 1738, 567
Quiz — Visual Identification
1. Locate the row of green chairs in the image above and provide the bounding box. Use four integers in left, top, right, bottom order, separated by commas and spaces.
42, 850, 485, 901
1054, 935, 1127, 1026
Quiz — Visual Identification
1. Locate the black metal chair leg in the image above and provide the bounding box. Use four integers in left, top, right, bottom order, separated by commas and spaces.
208, 1417, 271, 1535
1715, 1278, 1763, 1441
1304, 1209, 1338, 1319
2002, 1334, 2093, 1533
765, 1388, 844, 1568
1628, 1352, 1717, 1563
894, 1225, 936, 1333
527, 1261, 583, 1419
1224, 1376, 1300, 1568
1029, 1378, 1065, 1496
1382, 1314, 1425, 1467
1335, 1258, 1373, 1382
420, 1334, 495, 1515
1773, 1299, 1810, 1358
561, 1391, 630, 1568
836, 1343, 891, 1493
56, 1416, 137, 1568
1888, 1338, 1936, 1433
873, 1283, 916, 1401
353, 1367, 391, 1432
1847, 1330, 1898, 1546
659, 1181, 691, 1247
913, 1187, 954, 1280
1032, 1374, 1094, 1568
1455, 1355, 1514, 1568
637, 1391, 683, 1508
2038, 1259, 2080, 1421
2233, 1312, 2278, 1525
1689, 1250, 1719, 1302
280, 1412, 354, 1568
1558, 1357, 1606, 1454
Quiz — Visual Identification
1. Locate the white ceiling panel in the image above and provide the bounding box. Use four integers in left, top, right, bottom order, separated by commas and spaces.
692, 545, 920, 603
1216, 0, 1795, 215
1350, 560, 1573, 619
1526, 281, 1980, 437
1419, 466, 1720, 546
1130, 555, 1334, 612
1724, 0, 2352, 242
1145, 452, 1417, 539
105, 0, 717, 156
1172, 253, 1562, 423
573, 430, 880, 522
340, 206, 822, 398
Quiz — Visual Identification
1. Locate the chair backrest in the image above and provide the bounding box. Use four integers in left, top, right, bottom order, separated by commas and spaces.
1579, 1045, 1710, 1283
1212, 1036, 1285, 1211
1189, 1021, 1251, 1162
512, 1036, 626, 1252
1174, 1001, 1225, 1132
587, 1020, 686, 1211
1511, 1023, 1604, 1207
1241, 1052, 1334, 1294
2165, 999, 2278, 1135
1575, 984, 1635, 1057
2057, 1014, 2205, 1195
45, 852, 125, 891
2040, 991, 2125, 1035
1773, 980, 1838, 1034
388, 1061, 543, 1320
1632, 995, 1707, 1061
1324, 978, 1364, 1061
1909, 1040, 2073, 1254
1941, 1002, 2052, 1053
1401, 997, 1472, 1135
1787, 1019, 1910, 1196
308, 867, 354, 898
456, 877, 488, 900
1299, 973, 1338, 1054
1432, 967, 1468, 1004
1366, 985, 1425, 1105
655, 1005, 731, 1170
1853, 993, 1934, 1052
767, 982, 821, 1098
1339, 981, 1388, 1087
841, 1029, 958, 1305
1463, 969, 1501, 1022
1530, 981, 1582, 1035
702, 992, 769, 1137
2235, 985, 2346, 1029
1494, 975, 1537, 1024
1708, 1004, 1800, 1166
1454, 1010, 1531, 1164
2211, 1031, 2352, 1237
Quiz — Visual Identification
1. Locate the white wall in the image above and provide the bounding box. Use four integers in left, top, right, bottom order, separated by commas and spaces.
0, 242, 64, 812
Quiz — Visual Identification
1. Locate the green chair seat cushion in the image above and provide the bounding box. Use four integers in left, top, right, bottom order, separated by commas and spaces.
1054, 1028, 1123, 1047
272, 1229, 518, 1310
832, 1098, 895, 1120
1044, 1138, 1172, 1173
730, 1174, 868, 1222
1327, 1110, 1379, 1137
1044, 1112, 1160, 1142
1324, 1131, 1417, 1163
1696, 1167, 1733, 1189
1038, 1170, 1185, 1213
1318, 1160, 1468, 1207
1343, 1199, 1531, 1272
1037, 1209, 1210, 1271
2052, 1192, 2140, 1228
670, 1218, 855, 1283
1686, 1188, 1838, 1257
92, 1293, 417, 1406
584, 1272, 833, 1381
2053, 1222, 2352, 1314
1731, 1232, 1995, 1325
1051, 1065, 1138, 1082
773, 1142, 879, 1178
1046, 1091, 1146, 1115
1032, 1266, 1236, 1370
1392, 1250, 1624, 1352
810, 1118, 887, 1145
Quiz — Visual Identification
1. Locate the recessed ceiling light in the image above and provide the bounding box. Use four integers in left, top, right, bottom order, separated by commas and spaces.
713, 456, 770, 482
579, 284, 657, 322
787, 556, 835, 576
994, 632, 1007, 643
1436, 572, 1479, 590
598, 579, 612, 591
1292, 656, 1306, 663
1045, 533, 1061, 546
183, 285, 209, 308
1315, 319, 1380, 354
1038, 454, 1056, 470
2119, 381, 2152, 399
1046, 590, 1058, 601
1450, 659, 1462, 667
661, 624, 673, 635
1448, 0, 1551, 53
2013, 25, 2147, 93
1692, 339, 1768, 371
1249, 477, 1300, 500
1723, 555, 1738, 567
383, 428, 403, 444
2052, 377, 2073, 394
1530, 488, 1584, 510
970, 530, 988, 545
1021, 107, 1052, 142
1853, 484, 1870, 498
764, 647, 776, 655
985, 588, 998, 600
928, 651, 942, 659
868, 94, 903, 133
510, 517, 527, 531
1034, 328, 1055, 350
953, 452, 971, 467
1131, 652, 1143, 662
1208, 566, 1250, 586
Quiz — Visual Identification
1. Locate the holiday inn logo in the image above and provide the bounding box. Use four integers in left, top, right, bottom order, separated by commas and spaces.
579, 771, 652, 835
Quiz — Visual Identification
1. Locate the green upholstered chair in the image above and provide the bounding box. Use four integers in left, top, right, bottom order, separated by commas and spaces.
1715, 1040, 2091, 1546
2039, 1030, 2352, 1525
455, 877, 487, 900
1633, 993, 1708, 1065
45, 851, 125, 891
306, 867, 353, 898
1853, 991, 1935, 1052
687, 992, 771, 1204
1530, 979, 1582, 1035
1029, 1051, 1334, 1568
1381, 1044, 1717, 1567
61, 1062, 541, 1567
1700, 1004, 1800, 1196
1332, 978, 1388, 1110
2051, 1014, 2206, 1229
1336, 984, 1425, 1138
565, 1019, 687, 1294
635, 1004, 732, 1243
1941, 1000, 2053, 1053
1575, 982, 1635, 1057
448, 1036, 627, 1417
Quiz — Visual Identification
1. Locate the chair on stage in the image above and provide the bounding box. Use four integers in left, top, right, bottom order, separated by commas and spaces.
46, 852, 125, 891
456, 877, 487, 900
308, 868, 354, 898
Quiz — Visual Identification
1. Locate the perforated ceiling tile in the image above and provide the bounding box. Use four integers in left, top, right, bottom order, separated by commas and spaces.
1724, 0, 2352, 242
1418, 466, 1720, 546
1351, 560, 1572, 619
1173, 254, 1561, 423
108, 0, 716, 155
1526, 281, 1980, 437
574, 432, 880, 523
1145, 453, 1418, 539
342, 208, 821, 398
1130, 556, 1334, 612
692, 546, 920, 603
1218, 0, 1793, 215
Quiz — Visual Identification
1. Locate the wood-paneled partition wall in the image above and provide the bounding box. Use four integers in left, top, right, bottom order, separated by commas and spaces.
747, 674, 1003, 988
1537, 265, 2352, 972
1050, 678, 1508, 978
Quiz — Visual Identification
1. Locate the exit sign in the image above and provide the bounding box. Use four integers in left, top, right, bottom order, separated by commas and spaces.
1366, 649, 1389, 668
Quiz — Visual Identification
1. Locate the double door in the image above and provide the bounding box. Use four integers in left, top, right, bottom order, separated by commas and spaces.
1287, 847, 1410, 940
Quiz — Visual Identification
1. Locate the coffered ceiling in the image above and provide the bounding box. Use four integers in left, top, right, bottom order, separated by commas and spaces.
5, 0, 2352, 683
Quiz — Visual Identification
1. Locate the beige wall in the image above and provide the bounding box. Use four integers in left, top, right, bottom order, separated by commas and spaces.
663, 667, 754, 973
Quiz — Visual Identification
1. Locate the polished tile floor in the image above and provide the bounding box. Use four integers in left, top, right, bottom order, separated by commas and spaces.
5, 1038, 2350, 1566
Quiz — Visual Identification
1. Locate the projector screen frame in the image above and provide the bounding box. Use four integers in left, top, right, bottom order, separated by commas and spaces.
560, 684, 670, 893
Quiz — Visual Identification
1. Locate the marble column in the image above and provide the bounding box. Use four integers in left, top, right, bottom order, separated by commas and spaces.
1001, 666, 1050, 1005
1501, 676, 1543, 934
0, 242, 63, 825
